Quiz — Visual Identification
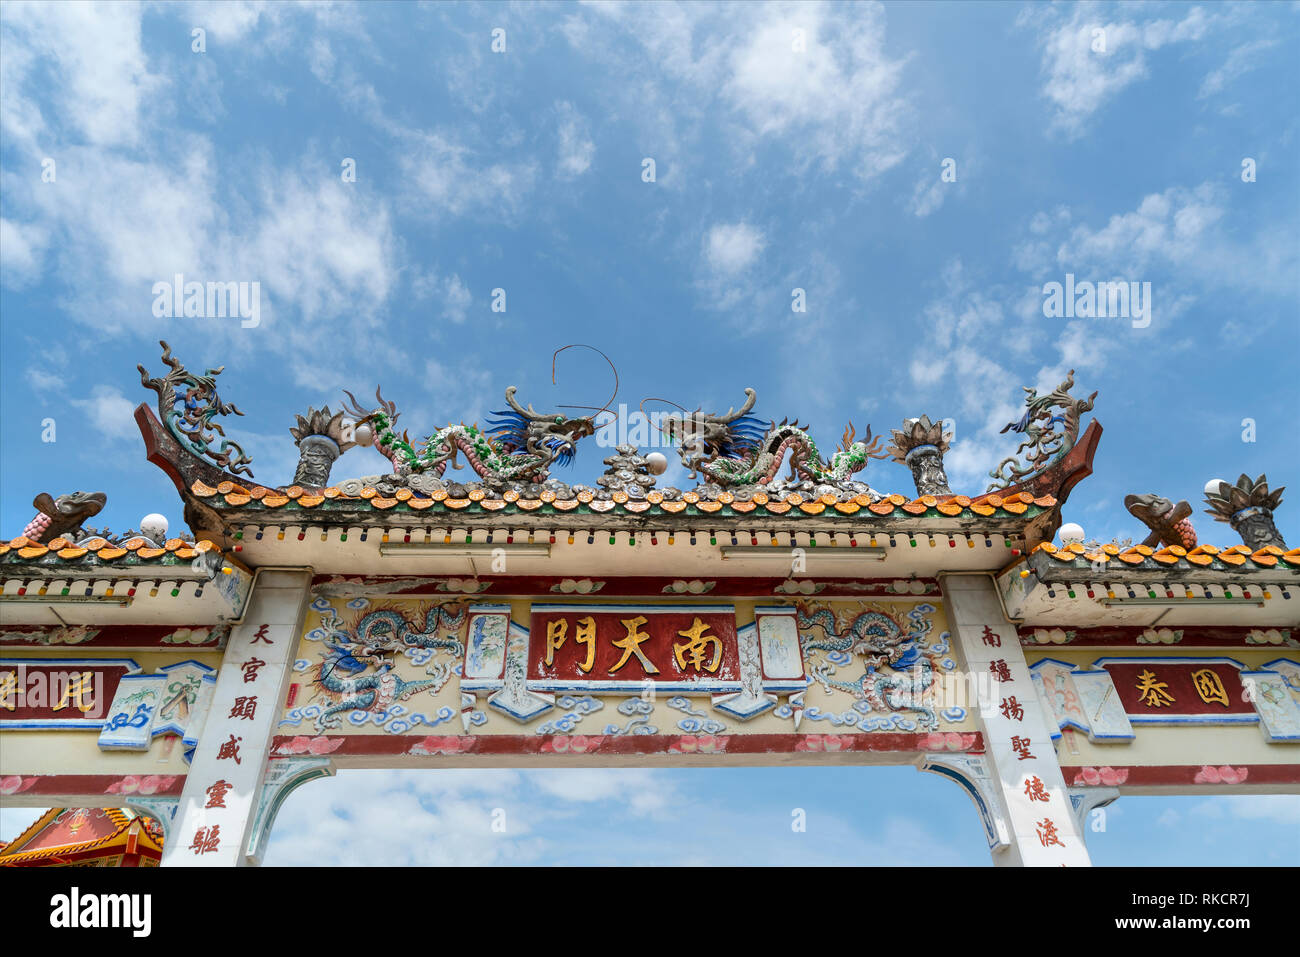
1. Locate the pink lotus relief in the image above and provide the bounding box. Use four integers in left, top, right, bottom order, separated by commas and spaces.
106, 774, 178, 795
918, 732, 979, 751
669, 734, 729, 753
276, 735, 344, 755
541, 734, 605, 754
0, 775, 36, 795
1071, 767, 1130, 787
796, 734, 851, 752
408, 735, 468, 755
1194, 765, 1249, 785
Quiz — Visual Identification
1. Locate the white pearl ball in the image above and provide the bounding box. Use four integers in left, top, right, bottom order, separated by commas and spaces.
1058, 522, 1085, 545
353, 423, 375, 447
140, 514, 168, 540
1204, 478, 1226, 496
645, 451, 668, 475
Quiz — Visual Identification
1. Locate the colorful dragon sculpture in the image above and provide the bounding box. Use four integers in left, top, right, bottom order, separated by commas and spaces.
659, 389, 887, 487
311, 606, 465, 731
138, 340, 254, 477
798, 606, 940, 729
987, 370, 1096, 491
342, 386, 594, 485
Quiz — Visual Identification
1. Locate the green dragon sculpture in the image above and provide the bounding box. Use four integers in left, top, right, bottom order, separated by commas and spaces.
660, 389, 887, 488
342, 386, 595, 484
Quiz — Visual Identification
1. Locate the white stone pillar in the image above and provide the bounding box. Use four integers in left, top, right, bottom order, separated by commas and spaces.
161, 569, 311, 867
940, 573, 1092, 866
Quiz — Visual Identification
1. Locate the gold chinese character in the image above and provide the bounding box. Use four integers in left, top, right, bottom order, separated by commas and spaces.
52, 672, 96, 713
1135, 669, 1174, 708
611, 616, 659, 675
546, 617, 597, 672
673, 617, 722, 674
573, 617, 596, 673
544, 619, 567, 666
0, 671, 15, 711
1192, 668, 1230, 708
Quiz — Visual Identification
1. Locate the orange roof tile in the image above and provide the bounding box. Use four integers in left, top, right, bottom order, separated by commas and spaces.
1030, 541, 1297, 572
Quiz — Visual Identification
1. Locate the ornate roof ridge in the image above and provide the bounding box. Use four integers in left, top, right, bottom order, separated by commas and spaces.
0, 537, 214, 562
187, 477, 1056, 518
1029, 540, 1298, 572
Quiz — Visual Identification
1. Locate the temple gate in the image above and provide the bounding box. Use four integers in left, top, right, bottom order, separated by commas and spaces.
1, 344, 1296, 866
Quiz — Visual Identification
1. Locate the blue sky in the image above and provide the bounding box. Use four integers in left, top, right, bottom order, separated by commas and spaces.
1, 1, 1297, 863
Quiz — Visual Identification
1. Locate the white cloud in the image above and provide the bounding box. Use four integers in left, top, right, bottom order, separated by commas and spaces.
704, 222, 765, 275
1190, 795, 1300, 827
722, 3, 909, 178
560, 2, 913, 182
309, 35, 336, 83
10, 142, 219, 302
410, 270, 474, 325
529, 768, 672, 815
440, 274, 472, 324
1199, 37, 1279, 99
1026, 182, 1298, 323
70, 386, 138, 443
243, 173, 396, 325
909, 357, 947, 386
0, 217, 47, 287
182, 0, 367, 48
0, 0, 163, 149
555, 101, 595, 178
265, 769, 547, 867
910, 176, 947, 218
909, 155, 972, 218
1057, 184, 1224, 275
262, 768, 677, 866
914, 260, 1008, 353
184, 0, 280, 44
399, 131, 537, 221
1026, 6, 1211, 137
25, 366, 63, 392
0, 0, 405, 378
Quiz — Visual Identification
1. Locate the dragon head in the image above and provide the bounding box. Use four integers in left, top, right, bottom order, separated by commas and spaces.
341, 387, 413, 456
828, 422, 888, 478
486, 386, 594, 471
659, 388, 766, 478
1125, 492, 1198, 549
36, 491, 108, 520
1125, 493, 1181, 525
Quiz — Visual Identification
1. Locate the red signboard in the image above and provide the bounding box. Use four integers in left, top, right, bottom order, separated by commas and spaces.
1100, 660, 1254, 717
528, 606, 739, 684
0, 659, 136, 726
